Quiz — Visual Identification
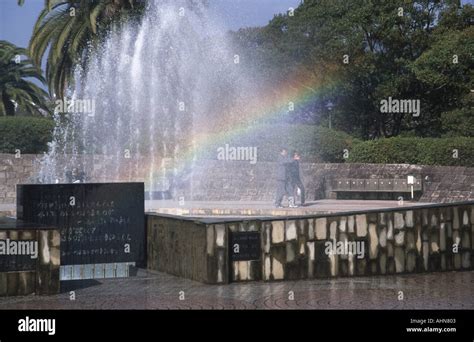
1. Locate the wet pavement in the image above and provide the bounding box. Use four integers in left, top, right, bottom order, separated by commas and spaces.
145, 199, 432, 217
0, 270, 472, 310
1, 199, 432, 218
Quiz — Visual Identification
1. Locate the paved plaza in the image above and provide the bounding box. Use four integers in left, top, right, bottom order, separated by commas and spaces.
0, 270, 472, 310
144, 199, 431, 218
1, 199, 431, 218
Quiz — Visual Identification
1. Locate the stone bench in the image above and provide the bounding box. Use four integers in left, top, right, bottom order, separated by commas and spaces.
326, 178, 423, 200
0, 217, 60, 296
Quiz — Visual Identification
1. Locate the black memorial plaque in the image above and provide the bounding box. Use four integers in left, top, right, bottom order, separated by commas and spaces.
17, 183, 145, 267
230, 231, 261, 261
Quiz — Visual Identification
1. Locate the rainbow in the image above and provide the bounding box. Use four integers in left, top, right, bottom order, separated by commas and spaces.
146, 63, 342, 186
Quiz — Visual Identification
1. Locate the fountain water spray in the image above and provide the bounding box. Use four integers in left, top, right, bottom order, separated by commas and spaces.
39, 1, 256, 198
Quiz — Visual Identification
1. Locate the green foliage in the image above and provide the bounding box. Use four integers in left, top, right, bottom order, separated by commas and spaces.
411, 27, 474, 90
231, 1, 473, 139
0, 116, 54, 153
316, 127, 358, 162
25, 0, 146, 99
203, 124, 356, 162
409, 26, 474, 137
348, 137, 474, 167
441, 105, 474, 137
0, 40, 50, 116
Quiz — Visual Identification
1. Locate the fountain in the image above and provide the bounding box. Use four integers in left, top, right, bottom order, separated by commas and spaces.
39, 0, 258, 198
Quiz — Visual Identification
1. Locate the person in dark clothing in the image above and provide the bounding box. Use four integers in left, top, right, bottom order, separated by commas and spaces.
288, 151, 305, 206
65, 168, 86, 183
274, 147, 293, 208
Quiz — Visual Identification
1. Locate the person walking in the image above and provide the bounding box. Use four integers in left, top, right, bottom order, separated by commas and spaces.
274, 147, 292, 208
288, 151, 305, 207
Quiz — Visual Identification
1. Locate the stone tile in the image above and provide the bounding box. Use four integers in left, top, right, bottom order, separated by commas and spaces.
394, 247, 405, 273
329, 221, 337, 242
405, 211, 414, 228
285, 221, 297, 241
395, 230, 405, 246
453, 209, 460, 230
368, 224, 378, 259
206, 226, 214, 255
347, 216, 355, 233
339, 217, 347, 232
286, 242, 296, 262
356, 215, 367, 237
439, 224, 446, 251
315, 218, 327, 240
307, 219, 314, 240
215, 225, 225, 247
387, 220, 394, 240
272, 257, 284, 280
272, 221, 284, 244
394, 213, 404, 229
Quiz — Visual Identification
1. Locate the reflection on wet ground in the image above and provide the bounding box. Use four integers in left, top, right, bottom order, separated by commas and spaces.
0, 270, 472, 310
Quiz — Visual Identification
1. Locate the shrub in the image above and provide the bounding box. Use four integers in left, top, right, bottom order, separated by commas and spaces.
201, 124, 356, 162
348, 136, 474, 167
0, 116, 54, 153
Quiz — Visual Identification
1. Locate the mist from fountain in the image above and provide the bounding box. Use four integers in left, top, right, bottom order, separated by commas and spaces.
38, 1, 258, 197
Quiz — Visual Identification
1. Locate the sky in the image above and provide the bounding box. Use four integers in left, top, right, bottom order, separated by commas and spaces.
0, 0, 302, 48
2, 0, 473, 47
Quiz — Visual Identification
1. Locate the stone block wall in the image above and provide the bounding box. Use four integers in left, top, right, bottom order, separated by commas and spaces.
148, 202, 474, 284
0, 153, 156, 205
258, 204, 473, 281
147, 215, 228, 284
206, 224, 229, 284
187, 161, 474, 203
0, 227, 60, 296
1, 153, 473, 205
0, 154, 36, 204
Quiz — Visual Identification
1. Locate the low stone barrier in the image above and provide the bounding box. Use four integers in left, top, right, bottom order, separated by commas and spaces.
257, 203, 473, 281
1, 153, 474, 205
0, 218, 60, 296
146, 201, 474, 284
147, 215, 228, 283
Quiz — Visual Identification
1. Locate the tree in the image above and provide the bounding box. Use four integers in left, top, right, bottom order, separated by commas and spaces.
231, 0, 471, 139
19, 0, 146, 99
0, 40, 50, 116
410, 21, 474, 137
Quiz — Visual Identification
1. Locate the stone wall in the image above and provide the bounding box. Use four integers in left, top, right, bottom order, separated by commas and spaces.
0, 220, 60, 296
1, 153, 473, 204
188, 161, 474, 203
0, 154, 35, 205
0, 153, 153, 205
254, 203, 473, 281
148, 201, 474, 284
147, 215, 228, 284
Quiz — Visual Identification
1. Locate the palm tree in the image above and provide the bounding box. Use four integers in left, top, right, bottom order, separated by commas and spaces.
18, 0, 145, 99
0, 40, 50, 116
